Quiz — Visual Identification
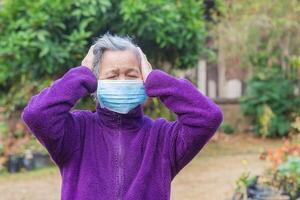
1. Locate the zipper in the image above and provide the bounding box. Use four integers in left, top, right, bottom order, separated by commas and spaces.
117, 114, 123, 200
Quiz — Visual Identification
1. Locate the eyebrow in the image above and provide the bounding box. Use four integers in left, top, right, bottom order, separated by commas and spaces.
126, 67, 140, 73
104, 67, 140, 76
105, 68, 119, 75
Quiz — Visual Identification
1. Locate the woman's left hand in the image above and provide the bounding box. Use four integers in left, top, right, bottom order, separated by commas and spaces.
81, 45, 95, 71
137, 47, 153, 82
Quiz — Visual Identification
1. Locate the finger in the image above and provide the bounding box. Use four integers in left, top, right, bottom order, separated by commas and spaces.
137, 47, 152, 72
138, 49, 149, 66
137, 48, 147, 68
88, 45, 94, 53
87, 45, 95, 55
137, 47, 146, 58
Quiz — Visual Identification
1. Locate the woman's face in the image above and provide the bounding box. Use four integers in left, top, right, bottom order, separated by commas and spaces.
99, 49, 142, 80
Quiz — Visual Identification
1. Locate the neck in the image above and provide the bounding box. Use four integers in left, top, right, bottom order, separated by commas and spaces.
95, 102, 144, 131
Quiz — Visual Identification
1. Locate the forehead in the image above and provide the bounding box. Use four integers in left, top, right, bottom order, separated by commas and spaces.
100, 49, 140, 72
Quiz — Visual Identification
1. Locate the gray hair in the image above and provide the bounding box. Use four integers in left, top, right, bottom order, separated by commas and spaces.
90, 32, 141, 102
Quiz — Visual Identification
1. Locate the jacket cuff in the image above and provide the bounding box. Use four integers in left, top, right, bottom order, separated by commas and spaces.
144, 69, 174, 97
75, 65, 98, 93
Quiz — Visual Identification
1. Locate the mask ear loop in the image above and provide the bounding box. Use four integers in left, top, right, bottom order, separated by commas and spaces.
92, 44, 104, 81
134, 46, 144, 82
92, 46, 102, 104
97, 80, 106, 109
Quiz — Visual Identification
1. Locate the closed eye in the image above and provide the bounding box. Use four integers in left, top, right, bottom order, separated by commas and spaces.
107, 75, 117, 79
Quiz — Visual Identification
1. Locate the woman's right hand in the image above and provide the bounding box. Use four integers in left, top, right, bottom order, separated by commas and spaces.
137, 47, 153, 82
81, 45, 95, 71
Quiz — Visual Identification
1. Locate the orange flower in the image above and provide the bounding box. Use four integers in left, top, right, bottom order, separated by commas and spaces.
260, 139, 300, 170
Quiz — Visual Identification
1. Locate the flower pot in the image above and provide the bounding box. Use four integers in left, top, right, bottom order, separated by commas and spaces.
7, 154, 23, 173
23, 149, 34, 171
32, 153, 50, 169
22, 157, 34, 171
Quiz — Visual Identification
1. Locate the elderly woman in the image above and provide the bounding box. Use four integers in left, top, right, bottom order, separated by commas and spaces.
21, 33, 223, 200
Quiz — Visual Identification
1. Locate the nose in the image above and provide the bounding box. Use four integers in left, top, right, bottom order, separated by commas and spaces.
117, 74, 127, 80
118, 74, 137, 80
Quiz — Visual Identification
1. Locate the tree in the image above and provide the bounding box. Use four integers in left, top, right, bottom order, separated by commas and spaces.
0, 0, 209, 114
213, 0, 300, 137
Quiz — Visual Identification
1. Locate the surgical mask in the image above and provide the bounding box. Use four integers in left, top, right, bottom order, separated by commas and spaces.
96, 79, 147, 114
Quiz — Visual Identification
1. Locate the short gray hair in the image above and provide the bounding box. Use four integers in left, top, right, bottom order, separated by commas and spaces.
90, 32, 141, 102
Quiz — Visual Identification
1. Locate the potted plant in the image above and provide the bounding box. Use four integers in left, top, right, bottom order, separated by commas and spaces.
22, 149, 34, 171
6, 154, 23, 173
32, 152, 50, 169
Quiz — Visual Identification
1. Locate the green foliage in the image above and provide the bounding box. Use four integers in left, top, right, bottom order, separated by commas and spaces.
0, 0, 111, 113
0, 143, 3, 156
278, 156, 300, 185
213, 0, 300, 71
144, 98, 176, 121
276, 156, 300, 199
215, 0, 300, 138
0, 0, 209, 115
259, 142, 300, 199
220, 122, 235, 134
236, 173, 258, 188
118, 0, 208, 69
0, 121, 9, 138
235, 172, 258, 198
20, 135, 48, 154
0, 0, 110, 81
240, 68, 300, 137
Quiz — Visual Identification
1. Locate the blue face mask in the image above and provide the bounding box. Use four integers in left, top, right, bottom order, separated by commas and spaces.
96, 80, 148, 114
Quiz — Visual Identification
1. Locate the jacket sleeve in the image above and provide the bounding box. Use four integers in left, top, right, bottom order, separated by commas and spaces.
144, 69, 223, 178
21, 66, 97, 167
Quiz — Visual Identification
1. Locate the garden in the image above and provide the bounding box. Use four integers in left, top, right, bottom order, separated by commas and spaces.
0, 0, 300, 199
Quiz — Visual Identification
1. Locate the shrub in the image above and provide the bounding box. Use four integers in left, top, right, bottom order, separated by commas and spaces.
220, 122, 235, 134
0, 0, 210, 159
0, 0, 112, 113
276, 156, 300, 198
0, 0, 209, 116
214, 0, 300, 137
240, 68, 300, 137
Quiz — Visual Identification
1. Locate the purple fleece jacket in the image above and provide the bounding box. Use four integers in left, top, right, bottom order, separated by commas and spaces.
21, 66, 223, 200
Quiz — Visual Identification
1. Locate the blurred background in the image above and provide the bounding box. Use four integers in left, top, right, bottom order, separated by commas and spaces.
0, 0, 300, 199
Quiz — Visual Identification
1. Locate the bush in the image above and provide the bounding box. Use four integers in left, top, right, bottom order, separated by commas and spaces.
0, 0, 210, 159
0, 0, 111, 113
220, 122, 235, 134
214, 0, 300, 137
276, 156, 300, 198
118, 0, 208, 68
240, 68, 300, 137
0, 0, 209, 116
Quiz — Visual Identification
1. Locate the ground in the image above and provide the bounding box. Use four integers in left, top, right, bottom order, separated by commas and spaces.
0, 133, 283, 200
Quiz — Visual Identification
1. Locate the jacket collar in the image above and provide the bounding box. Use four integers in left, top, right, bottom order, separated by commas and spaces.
95, 102, 144, 131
